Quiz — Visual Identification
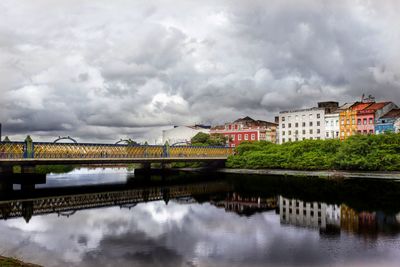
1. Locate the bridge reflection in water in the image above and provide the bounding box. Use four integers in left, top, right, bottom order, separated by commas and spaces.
0, 177, 233, 223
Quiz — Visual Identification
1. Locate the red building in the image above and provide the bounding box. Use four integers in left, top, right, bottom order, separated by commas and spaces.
210, 116, 277, 147
355, 102, 396, 135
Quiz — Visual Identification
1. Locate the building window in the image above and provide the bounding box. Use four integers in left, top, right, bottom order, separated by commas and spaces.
317, 121, 320, 126
369, 130, 373, 134
317, 129, 320, 134
302, 130, 306, 134
288, 123, 292, 128
228, 125, 232, 130
288, 130, 292, 135
282, 131, 285, 136
282, 138, 285, 143
309, 114, 313, 119
302, 122, 306, 127
309, 122, 313, 127
295, 130, 299, 135
238, 134, 242, 140
282, 117, 285, 122
235, 125, 238, 130
358, 119, 361, 125
341, 119, 344, 125
317, 114, 321, 119
295, 123, 299, 127
282, 123, 285, 128
244, 134, 248, 140
326, 132, 329, 137
352, 119, 355, 125
369, 118, 373, 124
363, 118, 367, 125
346, 119, 350, 125
295, 115, 299, 121
310, 129, 313, 134
288, 138, 292, 142
231, 135, 235, 141
251, 134, 255, 140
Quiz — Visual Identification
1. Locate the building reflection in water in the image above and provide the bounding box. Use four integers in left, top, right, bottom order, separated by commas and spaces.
279, 196, 400, 237
279, 196, 341, 234
211, 192, 278, 216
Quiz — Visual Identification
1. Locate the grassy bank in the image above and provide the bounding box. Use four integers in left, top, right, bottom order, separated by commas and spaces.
0, 256, 41, 267
226, 133, 400, 171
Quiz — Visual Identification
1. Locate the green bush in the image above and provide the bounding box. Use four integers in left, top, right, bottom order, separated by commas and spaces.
227, 133, 400, 171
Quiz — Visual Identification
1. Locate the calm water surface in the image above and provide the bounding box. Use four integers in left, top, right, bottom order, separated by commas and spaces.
0, 168, 400, 267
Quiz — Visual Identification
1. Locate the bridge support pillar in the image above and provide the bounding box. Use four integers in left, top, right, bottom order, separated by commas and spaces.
134, 163, 152, 177
0, 166, 13, 174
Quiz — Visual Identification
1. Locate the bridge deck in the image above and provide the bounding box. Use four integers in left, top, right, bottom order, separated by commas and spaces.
0, 157, 228, 166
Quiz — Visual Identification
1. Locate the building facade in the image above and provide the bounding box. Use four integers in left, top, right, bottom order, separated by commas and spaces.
340, 101, 397, 139
325, 113, 340, 139
210, 117, 277, 147
162, 125, 210, 145
375, 109, 400, 134
278, 108, 326, 144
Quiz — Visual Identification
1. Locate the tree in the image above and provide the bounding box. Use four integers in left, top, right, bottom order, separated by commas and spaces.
191, 132, 227, 146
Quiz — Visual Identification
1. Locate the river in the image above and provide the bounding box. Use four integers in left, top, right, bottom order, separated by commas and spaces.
0, 168, 400, 267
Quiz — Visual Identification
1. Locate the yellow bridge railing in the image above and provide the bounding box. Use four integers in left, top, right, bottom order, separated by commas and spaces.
0, 142, 233, 159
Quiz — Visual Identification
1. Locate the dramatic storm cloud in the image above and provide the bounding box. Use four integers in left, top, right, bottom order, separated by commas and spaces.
1, 0, 400, 142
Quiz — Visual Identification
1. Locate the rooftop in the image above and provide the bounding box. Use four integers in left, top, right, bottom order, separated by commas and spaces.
381, 109, 400, 119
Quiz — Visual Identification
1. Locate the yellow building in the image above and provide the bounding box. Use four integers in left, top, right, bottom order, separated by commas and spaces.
339, 102, 372, 140
339, 109, 358, 140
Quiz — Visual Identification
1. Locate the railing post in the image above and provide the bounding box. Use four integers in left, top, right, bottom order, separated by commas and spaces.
23, 135, 34, 159
164, 141, 170, 158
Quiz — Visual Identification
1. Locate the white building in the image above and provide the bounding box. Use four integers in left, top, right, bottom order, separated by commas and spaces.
324, 113, 340, 139
395, 118, 400, 133
162, 125, 210, 145
278, 108, 326, 144
278, 102, 340, 144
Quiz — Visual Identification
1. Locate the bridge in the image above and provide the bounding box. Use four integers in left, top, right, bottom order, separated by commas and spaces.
0, 136, 233, 172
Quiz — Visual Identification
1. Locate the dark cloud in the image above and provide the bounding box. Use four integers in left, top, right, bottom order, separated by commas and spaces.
1, 0, 400, 142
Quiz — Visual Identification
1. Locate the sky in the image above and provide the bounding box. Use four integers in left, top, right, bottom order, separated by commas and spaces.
1, 0, 400, 143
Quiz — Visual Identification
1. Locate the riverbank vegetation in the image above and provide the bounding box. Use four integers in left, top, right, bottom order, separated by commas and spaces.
227, 133, 400, 171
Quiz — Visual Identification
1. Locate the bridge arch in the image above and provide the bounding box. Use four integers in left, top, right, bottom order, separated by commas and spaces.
57, 210, 77, 217
53, 136, 78, 144
115, 139, 137, 145
171, 141, 190, 146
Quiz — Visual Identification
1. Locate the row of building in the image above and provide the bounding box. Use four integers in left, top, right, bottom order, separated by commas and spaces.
162, 97, 400, 147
